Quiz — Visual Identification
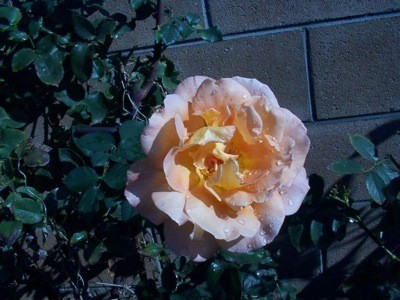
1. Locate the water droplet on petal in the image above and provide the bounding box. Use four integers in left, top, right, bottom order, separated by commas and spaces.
238, 218, 245, 225
247, 243, 252, 249
262, 238, 267, 244
279, 189, 287, 195
276, 160, 284, 166
272, 216, 276, 221
242, 95, 247, 99
223, 227, 230, 233
211, 90, 217, 96
288, 200, 294, 207
259, 228, 266, 236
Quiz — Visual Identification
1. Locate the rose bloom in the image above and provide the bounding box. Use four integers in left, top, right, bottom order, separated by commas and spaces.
125, 76, 310, 261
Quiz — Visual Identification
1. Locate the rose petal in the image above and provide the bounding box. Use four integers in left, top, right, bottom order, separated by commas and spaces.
189, 126, 236, 145
163, 147, 191, 192
174, 76, 210, 103
164, 219, 219, 262
124, 159, 167, 225
152, 190, 189, 225
208, 158, 241, 190
185, 187, 260, 241
218, 198, 285, 252
275, 168, 309, 215
231, 76, 279, 107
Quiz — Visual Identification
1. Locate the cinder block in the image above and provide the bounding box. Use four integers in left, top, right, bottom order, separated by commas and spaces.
306, 116, 400, 200
309, 17, 400, 119
167, 31, 310, 121
101, 0, 205, 51
207, 0, 400, 34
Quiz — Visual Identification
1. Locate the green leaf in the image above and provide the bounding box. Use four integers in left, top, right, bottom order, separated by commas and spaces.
96, 20, 117, 42
288, 224, 304, 252
0, 221, 23, 246
175, 19, 193, 39
103, 163, 129, 190
185, 13, 200, 26
72, 14, 95, 41
0, 107, 25, 128
158, 23, 180, 45
90, 151, 109, 167
85, 241, 106, 265
24, 148, 50, 167
71, 42, 94, 82
16, 186, 42, 200
129, 0, 148, 10
8, 30, 29, 42
34, 50, 64, 86
366, 172, 386, 205
58, 148, 79, 167
350, 134, 377, 162
28, 18, 43, 38
64, 166, 99, 192
0, 6, 22, 27
207, 260, 226, 290
78, 187, 103, 214
117, 120, 145, 161
70, 231, 88, 245
12, 198, 43, 224
143, 242, 164, 257
83, 92, 108, 124
121, 200, 137, 222
0, 128, 26, 158
310, 220, 324, 247
330, 160, 363, 175
375, 162, 399, 185
75, 132, 115, 156
12, 48, 36, 72
197, 27, 222, 43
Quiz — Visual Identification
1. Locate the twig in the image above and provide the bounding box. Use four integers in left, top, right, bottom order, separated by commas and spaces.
94, 282, 135, 295
131, 0, 165, 106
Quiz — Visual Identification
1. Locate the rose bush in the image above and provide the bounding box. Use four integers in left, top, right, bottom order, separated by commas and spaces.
125, 76, 310, 261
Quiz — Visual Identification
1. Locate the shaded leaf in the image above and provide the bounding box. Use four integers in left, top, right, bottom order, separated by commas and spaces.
12, 48, 36, 72
71, 42, 94, 82
0, 128, 26, 159
34, 50, 64, 86
76, 132, 115, 156
197, 27, 222, 42
288, 224, 304, 252
64, 166, 99, 192
185, 13, 200, 26
350, 134, 377, 162
70, 231, 88, 245
12, 198, 43, 224
162, 264, 177, 291
129, 0, 148, 10
366, 172, 386, 205
103, 163, 129, 190
0, 6, 22, 27
375, 162, 399, 185
310, 220, 323, 247
72, 14, 95, 41
8, 30, 28, 42
121, 200, 138, 222
158, 23, 180, 45
83, 92, 108, 124
143, 242, 163, 257
0, 221, 23, 246
78, 187, 103, 214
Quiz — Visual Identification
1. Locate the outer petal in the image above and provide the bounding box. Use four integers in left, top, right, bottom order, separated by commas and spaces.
275, 168, 309, 215
124, 159, 167, 225
152, 191, 189, 225
163, 147, 191, 192
231, 76, 279, 107
141, 94, 188, 163
164, 219, 219, 262
174, 76, 210, 103
185, 186, 260, 241
218, 198, 286, 252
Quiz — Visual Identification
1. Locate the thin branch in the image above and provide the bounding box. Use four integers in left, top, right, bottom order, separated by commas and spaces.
131, 0, 165, 106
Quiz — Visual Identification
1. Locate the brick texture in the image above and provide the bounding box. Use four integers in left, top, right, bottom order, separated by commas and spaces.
309, 17, 400, 119
167, 32, 310, 121
208, 0, 400, 34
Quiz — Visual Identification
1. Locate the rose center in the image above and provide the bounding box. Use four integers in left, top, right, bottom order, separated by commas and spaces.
202, 154, 223, 176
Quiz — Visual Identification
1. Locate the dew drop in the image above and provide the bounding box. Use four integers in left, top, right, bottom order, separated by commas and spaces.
262, 238, 267, 244
279, 189, 287, 195
288, 200, 294, 207
223, 227, 230, 233
269, 223, 275, 229
238, 218, 245, 225
247, 243, 252, 249
242, 94, 248, 99
272, 216, 276, 221
259, 228, 266, 236
276, 160, 284, 166
211, 90, 217, 96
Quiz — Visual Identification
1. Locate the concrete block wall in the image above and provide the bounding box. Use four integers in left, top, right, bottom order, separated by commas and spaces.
106, 0, 400, 297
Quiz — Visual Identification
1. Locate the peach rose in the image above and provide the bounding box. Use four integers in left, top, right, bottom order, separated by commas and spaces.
125, 76, 310, 261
